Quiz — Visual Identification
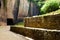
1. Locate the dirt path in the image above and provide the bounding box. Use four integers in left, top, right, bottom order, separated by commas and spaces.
0, 26, 28, 40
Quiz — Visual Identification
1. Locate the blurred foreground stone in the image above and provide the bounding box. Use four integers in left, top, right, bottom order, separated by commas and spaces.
11, 26, 60, 40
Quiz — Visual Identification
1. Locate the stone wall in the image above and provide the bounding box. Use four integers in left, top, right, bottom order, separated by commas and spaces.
11, 27, 60, 40
24, 13, 60, 30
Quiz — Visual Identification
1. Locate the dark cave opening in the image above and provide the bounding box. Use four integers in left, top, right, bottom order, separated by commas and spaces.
0, 1, 1, 8
7, 19, 14, 25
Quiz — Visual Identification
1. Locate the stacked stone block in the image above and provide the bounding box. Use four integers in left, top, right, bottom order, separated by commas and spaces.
24, 14, 60, 30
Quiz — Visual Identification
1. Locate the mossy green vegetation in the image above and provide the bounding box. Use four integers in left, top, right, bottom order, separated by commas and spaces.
3, 0, 7, 8
15, 22, 24, 27
40, 0, 60, 14
28, 0, 60, 15
39, 9, 60, 16
32, 9, 60, 17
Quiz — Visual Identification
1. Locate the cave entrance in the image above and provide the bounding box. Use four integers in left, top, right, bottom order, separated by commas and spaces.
0, 1, 1, 8
7, 19, 14, 25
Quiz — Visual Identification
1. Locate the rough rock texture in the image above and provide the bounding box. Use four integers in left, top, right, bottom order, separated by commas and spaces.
24, 14, 60, 30
18, 0, 29, 18
11, 27, 60, 40
0, 0, 7, 26
7, 0, 15, 19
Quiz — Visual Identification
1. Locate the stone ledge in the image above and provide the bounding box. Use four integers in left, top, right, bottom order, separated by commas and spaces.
10, 27, 60, 40
24, 14, 60, 30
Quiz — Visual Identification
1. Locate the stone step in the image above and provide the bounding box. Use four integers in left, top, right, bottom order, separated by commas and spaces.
10, 26, 60, 40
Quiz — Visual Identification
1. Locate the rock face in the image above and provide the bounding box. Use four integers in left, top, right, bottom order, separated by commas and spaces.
0, 0, 7, 26
5, 0, 30, 24
0, 0, 40, 25
7, 0, 15, 19
7, 0, 30, 19
18, 0, 29, 18
24, 13, 60, 29
0, 0, 30, 25
11, 27, 60, 40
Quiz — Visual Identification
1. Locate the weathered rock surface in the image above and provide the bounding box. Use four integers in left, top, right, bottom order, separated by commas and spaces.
7, 0, 15, 19
11, 27, 60, 40
0, 0, 7, 26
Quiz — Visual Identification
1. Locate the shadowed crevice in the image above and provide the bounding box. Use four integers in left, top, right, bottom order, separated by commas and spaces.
7, 19, 14, 25
0, 1, 1, 8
